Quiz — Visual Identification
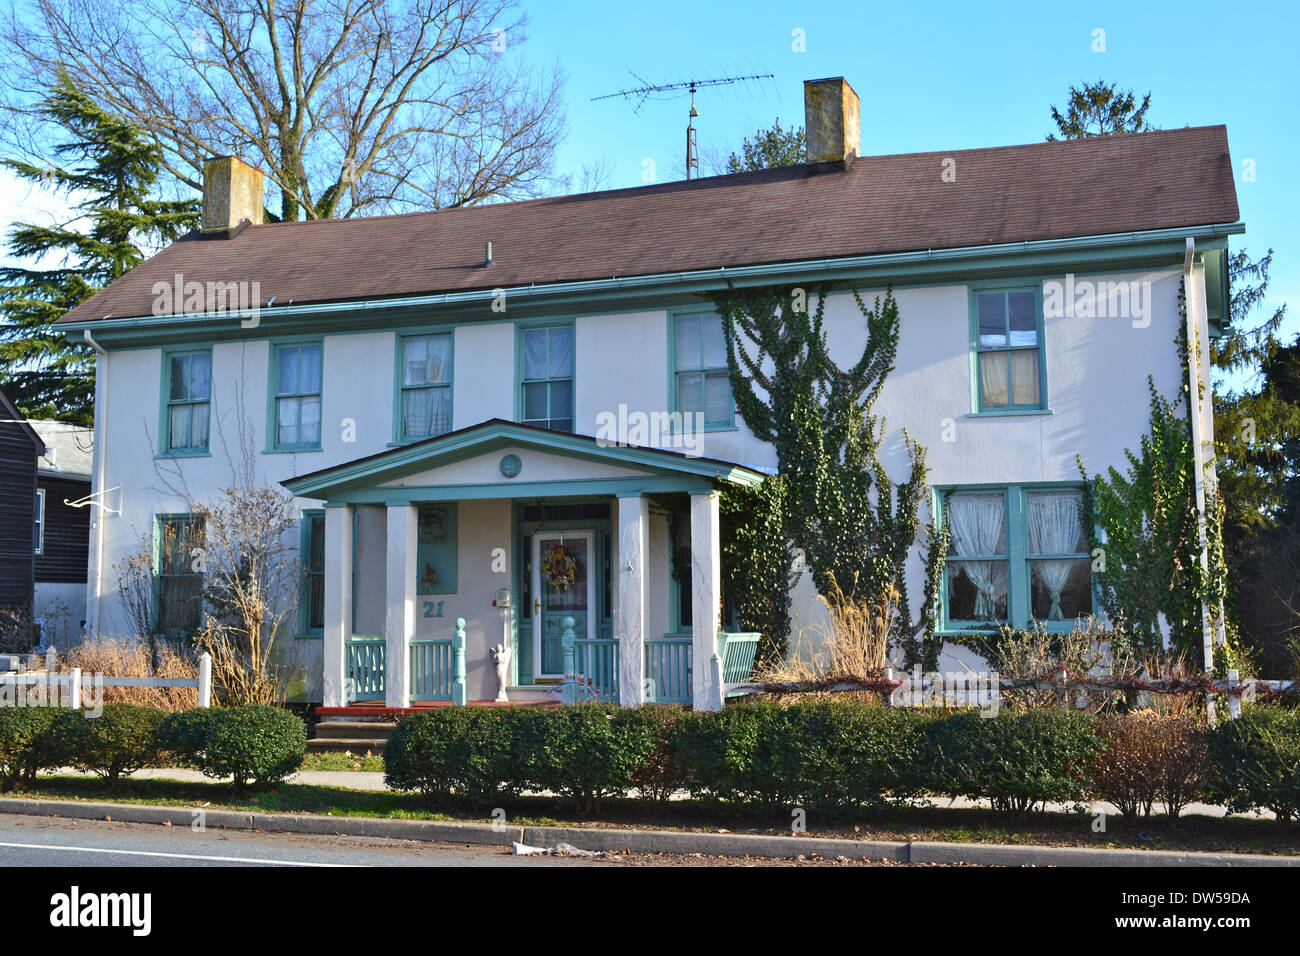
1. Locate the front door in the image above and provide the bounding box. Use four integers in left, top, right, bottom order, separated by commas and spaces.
532, 532, 595, 678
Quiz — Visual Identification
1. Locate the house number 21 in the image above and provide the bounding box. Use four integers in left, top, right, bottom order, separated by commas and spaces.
423, 600, 444, 618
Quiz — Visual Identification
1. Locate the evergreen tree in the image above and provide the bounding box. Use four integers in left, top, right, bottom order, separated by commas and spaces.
1047, 79, 1153, 140
0, 71, 199, 422
724, 119, 806, 173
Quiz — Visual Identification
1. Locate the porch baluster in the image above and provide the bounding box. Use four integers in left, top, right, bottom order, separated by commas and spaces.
451, 618, 467, 706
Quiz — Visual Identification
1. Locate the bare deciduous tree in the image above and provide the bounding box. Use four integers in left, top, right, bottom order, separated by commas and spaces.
3, 0, 565, 219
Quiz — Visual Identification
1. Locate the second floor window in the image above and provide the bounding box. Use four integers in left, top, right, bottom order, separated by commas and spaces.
274, 343, 322, 448
974, 289, 1043, 411
675, 312, 732, 427
400, 333, 453, 440
521, 325, 574, 432
166, 350, 212, 453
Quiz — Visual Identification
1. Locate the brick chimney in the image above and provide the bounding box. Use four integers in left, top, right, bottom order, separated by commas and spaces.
803, 77, 860, 166
202, 156, 264, 234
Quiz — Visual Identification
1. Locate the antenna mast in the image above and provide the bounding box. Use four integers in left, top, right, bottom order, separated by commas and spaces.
593, 72, 774, 180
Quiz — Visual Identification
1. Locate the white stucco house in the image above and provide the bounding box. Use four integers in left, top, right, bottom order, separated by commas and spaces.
57, 76, 1240, 712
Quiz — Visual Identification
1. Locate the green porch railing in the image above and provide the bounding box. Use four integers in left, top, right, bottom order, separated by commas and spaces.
645, 638, 692, 704
410, 639, 454, 702
718, 632, 761, 687
573, 638, 619, 702
346, 636, 385, 703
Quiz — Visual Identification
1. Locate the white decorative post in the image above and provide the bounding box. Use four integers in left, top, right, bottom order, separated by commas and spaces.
690, 491, 722, 711
68, 667, 81, 710
385, 504, 418, 709
198, 652, 212, 708
1227, 669, 1241, 720
616, 494, 649, 707
322, 505, 353, 708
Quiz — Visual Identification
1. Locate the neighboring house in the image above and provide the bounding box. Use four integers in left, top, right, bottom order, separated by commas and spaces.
55, 76, 1239, 710
0, 387, 43, 616
30, 420, 93, 643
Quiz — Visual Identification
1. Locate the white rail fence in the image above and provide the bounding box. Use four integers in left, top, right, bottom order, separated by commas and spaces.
0, 652, 212, 709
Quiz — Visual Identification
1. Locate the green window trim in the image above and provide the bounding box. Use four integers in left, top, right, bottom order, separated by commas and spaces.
298, 509, 326, 638
968, 283, 1048, 415
269, 339, 323, 451
517, 322, 575, 432
152, 513, 205, 639
159, 346, 213, 457
933, 482, 1094, 636
669, 308, 736, 431
394, 331, 454, 443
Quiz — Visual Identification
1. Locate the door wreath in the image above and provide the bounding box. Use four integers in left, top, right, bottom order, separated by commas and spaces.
541, 544, 577, 592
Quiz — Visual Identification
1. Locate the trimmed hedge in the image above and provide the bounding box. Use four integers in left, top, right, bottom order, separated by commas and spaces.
51, 703, 166, 780
161, 705, 306, 789
1207, 706, 1300, 823
0, 707, 59, 791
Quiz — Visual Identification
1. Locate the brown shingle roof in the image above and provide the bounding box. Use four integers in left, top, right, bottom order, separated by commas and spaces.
59, 125, 1239, 324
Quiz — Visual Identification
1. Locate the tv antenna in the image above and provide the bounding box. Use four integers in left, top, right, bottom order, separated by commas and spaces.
593, 72, 774, 180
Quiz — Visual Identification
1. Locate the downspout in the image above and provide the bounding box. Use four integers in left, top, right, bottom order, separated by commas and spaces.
83, 329, 108, 636
1182, 239, 1217, 692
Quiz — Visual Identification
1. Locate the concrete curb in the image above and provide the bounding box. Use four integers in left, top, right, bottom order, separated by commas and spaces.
2, 797, 1296, 866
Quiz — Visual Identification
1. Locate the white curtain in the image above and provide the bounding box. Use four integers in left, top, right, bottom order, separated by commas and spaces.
979, 353, 1009, 406
948, 494, 1006, 620
1028, 492, 1082, 620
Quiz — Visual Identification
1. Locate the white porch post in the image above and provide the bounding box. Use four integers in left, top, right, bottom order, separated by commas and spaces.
322, 505, 353, 708
690, 491, 723, 712
385, 504, 418, 708
616, 493, 649, 707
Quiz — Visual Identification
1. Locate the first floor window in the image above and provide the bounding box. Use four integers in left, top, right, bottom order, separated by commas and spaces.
400, 333, 453, 440
303, 512, 325, 632
166, 350, 212, 452
941, 485, 1090, 629
156, 514, 205, 636
521, 325, 574, 431
33, 489, 45, 554
274, 342, 322, 447
675, 312, 732, 426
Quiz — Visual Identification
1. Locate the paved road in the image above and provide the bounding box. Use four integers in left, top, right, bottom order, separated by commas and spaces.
0, 812, 596, 867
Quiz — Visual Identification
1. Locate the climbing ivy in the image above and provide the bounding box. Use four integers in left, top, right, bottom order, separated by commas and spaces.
719, 477, 793, 663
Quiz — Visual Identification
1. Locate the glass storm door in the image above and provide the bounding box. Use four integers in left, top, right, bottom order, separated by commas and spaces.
532, 532, 594, 678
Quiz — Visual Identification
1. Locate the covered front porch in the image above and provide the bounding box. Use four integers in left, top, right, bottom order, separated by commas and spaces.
282, 419, 764, 712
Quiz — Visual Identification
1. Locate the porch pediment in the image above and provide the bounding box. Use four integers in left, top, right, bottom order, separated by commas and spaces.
282, 418, 765, 503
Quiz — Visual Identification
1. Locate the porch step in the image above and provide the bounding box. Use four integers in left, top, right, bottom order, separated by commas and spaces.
307, 720, 396, 753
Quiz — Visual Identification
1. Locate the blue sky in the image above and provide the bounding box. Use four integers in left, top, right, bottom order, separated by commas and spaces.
1, 0, 1294, 363
525, 0, 1299, 357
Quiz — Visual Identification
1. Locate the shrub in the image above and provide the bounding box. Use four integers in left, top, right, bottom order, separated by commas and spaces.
626, 706, 694, 812
385, 708, 523, 806
61, 637, 199, 711
514, 704, 657, 814
0, 707, 60, 790
160, 705, 305, 789
1088, 712, 1207, 819
1207, 706, 1300, 823
51, 704, 166, 780
923, 709, 1100, 814
679, 701, 798, 812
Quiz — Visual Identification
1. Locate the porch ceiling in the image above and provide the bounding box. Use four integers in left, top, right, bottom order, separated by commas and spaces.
281, 418, 767, 503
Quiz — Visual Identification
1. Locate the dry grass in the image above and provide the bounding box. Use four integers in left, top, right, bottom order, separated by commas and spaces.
989, 620, 1120, 713
755, 580, 895, 685
59, 636, 199, 711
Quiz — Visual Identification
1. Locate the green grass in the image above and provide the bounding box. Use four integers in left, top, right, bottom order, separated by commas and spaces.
299, 752, 385, 773
4, 775, 1298, 856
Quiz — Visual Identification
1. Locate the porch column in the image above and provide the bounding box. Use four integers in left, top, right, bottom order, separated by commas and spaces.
322, 504, 353, 708
385, 504, 418, 708
616, 493, 649, 707
690, 491, 723, 712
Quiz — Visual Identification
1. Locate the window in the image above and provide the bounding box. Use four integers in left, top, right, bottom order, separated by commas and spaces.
520, 325, 573, 431
301, 511, 325, 634
940, 485, 1091, 630
155, 514, 204, 637
674, 312, 732, 427
165, 349, 212, 453
399, 333, 453, 441
33, 489, 45, 554
973, 288, 1043, 411
273, 343, 322, 448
